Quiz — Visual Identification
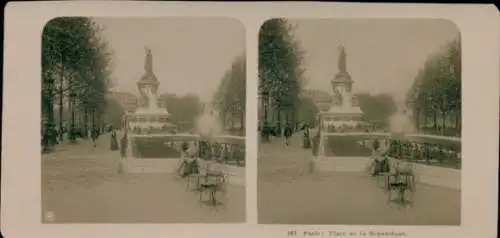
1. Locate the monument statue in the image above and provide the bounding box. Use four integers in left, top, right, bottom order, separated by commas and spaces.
143, 86, 158, 110
333, 88, 343, 106
335, 86, 352, 108
144, 47, 153, 74
338, 45, 347, 73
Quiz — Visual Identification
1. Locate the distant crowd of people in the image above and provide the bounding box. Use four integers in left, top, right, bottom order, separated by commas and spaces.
41, 125, 106, 151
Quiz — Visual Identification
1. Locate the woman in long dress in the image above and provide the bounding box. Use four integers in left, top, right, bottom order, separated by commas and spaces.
303, 125, 311, 149
110, 129, 119, 151
120, 132, 128, 158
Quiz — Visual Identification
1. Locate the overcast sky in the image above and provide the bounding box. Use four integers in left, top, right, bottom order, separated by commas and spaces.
289, 19, 459, 104
94, 17, 245, 102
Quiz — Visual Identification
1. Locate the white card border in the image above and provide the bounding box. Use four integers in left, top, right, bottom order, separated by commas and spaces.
2, 2, 499, 238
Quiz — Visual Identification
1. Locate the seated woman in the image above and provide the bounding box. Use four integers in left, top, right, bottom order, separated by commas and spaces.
177, 142, 198, 177
370, 139, 391, 176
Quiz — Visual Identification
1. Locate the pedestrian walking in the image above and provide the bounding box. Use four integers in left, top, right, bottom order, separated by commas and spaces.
110, 127, 119, 151
91, 128, 99, 148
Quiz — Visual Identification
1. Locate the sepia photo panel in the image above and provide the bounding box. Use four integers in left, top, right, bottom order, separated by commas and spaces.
41, 16, 247, 223
257, 18, 462, 225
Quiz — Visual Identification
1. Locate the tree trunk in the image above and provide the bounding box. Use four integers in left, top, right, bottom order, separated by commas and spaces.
84, 108, 89, 138
415, 107, 420, 132
455, 109, 461, 136
433, 111, 438, 131
263, 102, 268, 123
423, 97, 428, 130
221, 110, 227, 130
69, 95, 76, 141
285, 110, 290, 126
277, 107, 282, 137
240, 110, 244, 130
58, 65, 64, 141
68, 78, 76, 142
277, 108, 281, 125
42, 81, 55, 151
423, 108, 427, 129
91, 110, 95, 131
229, 107, 234, 129
441, 111, 446, 135
97, 113, 102, 133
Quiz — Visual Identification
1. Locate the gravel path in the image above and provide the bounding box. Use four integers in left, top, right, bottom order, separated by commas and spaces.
257, 134, 461, 225
42, 134, 245, 223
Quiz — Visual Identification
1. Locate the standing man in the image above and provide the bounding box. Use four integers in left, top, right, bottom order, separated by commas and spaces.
91, 127, 99, 148
261, 121, 270, 143
283, 123, 293, 146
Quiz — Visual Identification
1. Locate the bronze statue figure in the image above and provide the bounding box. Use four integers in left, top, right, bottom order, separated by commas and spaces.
338, 45, 347, 73
144, 47, 153, 74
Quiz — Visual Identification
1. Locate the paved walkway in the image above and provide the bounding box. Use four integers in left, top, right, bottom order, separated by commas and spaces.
42, 133, 245, 223
258, 134, 461, 225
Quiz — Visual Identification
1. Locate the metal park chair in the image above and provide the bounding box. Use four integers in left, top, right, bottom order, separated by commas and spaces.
185, 159, 200, 191
373, 158, 394, 188
198, 170, 228, 207
386, 162, 417, 207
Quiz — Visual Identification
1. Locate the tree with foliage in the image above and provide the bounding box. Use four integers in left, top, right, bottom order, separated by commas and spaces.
42, 17, 112, 151
213, 54, 246, 133
297, 96, 319, 127
406, 36, 461, 136
355, 93, 397, 127
259, 18, 305, 126
103, 97, 125, 129
161, 93, 203, 131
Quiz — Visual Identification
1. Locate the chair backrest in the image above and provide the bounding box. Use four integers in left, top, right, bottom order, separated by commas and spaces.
187, 160, 199, 173
380, 157, 391, 173
215, 172, 226, 184
393, 160, 414, 175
